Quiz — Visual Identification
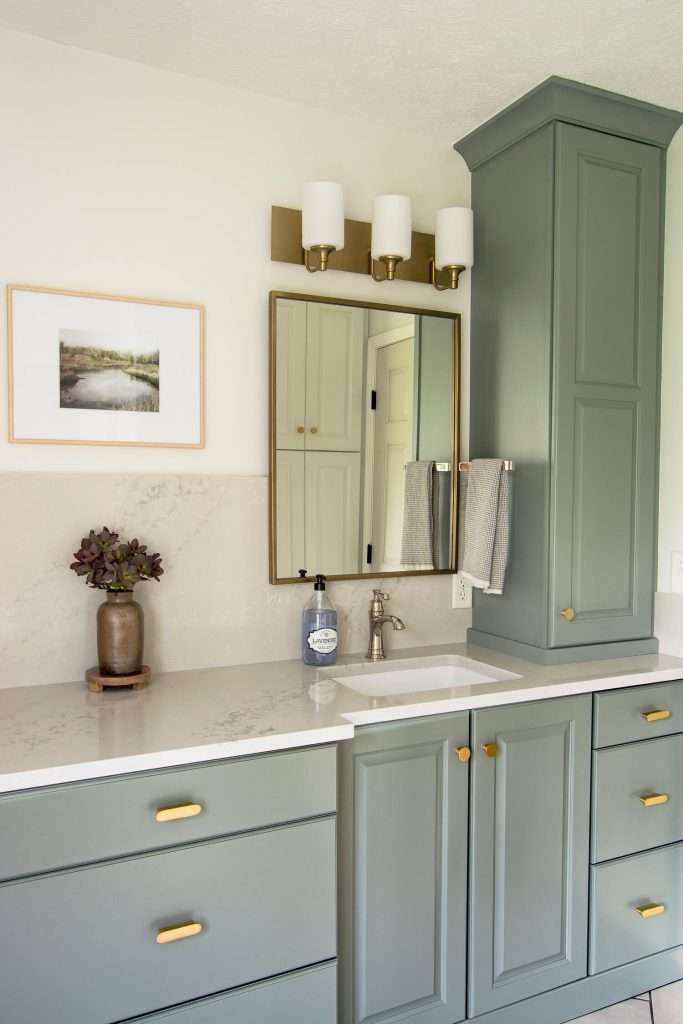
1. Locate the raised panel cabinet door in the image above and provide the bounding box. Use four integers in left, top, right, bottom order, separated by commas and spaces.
275, 450, 306, 578
469, 695, 591, 1016
550, 124, 662, 647
338, 713, 470, 1024
305, 450, 361, 575
306, 303, 364, 451
275, 298, 307, 449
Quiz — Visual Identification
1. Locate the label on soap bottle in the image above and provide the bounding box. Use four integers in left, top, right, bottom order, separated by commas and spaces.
307, 627, 338, 655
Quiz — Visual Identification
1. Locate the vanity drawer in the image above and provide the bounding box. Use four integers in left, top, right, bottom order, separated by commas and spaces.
125, 962, 336, 1023
592, 734, 683, 862
589, 842, 683, 974
0, 745, 335, 881
0, 817, 336, 1024
593, 680, 683, 748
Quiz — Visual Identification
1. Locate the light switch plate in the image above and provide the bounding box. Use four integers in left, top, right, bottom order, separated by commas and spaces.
672, 551, 683, 594
452, 574, 472, 608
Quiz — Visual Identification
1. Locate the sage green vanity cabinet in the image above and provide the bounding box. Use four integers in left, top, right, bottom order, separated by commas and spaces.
468, 695, 592, 1016
338, 713, 470, 1024
455, 77, 683, 663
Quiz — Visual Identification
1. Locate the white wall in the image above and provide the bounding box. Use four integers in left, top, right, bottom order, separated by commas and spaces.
654, 126, 683, 653
0, 28, 470, 477
0, 29, 472, 686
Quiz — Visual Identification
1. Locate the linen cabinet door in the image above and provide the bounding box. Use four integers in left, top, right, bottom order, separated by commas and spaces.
305, 450, 361, 575
275, 297, 307, 450
469, 695, 591, 1016
305, 302, 364, 452
339, 713, 470, 1024
550, 124, 662, 647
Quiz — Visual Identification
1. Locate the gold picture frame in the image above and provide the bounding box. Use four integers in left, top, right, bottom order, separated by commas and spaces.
7, 283, 205, 448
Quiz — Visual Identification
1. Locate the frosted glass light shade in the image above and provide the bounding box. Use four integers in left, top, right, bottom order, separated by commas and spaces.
302, 181, 344, 251
371, 194, 412, 261
435, 207, 474, 269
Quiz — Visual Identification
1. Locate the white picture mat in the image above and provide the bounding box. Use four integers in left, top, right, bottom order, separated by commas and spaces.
10, 288, 203, 446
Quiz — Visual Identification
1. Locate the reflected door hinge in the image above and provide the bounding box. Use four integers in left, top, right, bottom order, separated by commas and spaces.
366, 543, 373, 565
370, 390, 377, 410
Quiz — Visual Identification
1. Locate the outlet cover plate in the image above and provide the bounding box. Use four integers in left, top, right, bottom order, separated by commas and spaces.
452, 574, 472, 608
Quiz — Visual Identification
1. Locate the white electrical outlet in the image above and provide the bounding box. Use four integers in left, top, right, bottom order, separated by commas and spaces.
452, 573, 472, 608
671, 551, 683, 595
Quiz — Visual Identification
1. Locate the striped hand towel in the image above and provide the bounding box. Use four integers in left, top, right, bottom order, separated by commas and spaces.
401, 461, 435, 570
460, 459, 512, 595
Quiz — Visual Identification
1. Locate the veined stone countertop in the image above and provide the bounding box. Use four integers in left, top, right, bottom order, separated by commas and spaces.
2, 643, 683, 793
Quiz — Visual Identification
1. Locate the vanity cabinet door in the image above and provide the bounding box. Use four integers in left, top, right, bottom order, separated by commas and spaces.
469, 695, 591, 1016
339, 713, 469, 1024
550, 124, 661, 648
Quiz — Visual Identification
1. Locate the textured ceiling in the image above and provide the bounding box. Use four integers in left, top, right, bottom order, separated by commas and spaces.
0, 0, 681, 140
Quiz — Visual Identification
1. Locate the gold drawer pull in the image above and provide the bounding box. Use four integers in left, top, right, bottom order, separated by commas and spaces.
454, 746, 471, 763
641, 709, 672, 723
635, 903, 666, 919
640, 793, 670, 807
156, 921, 203, 944
482, 742, 499, 758
155, 803, 203, 823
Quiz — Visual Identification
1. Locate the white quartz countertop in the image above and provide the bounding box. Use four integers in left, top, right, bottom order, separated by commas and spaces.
2, 642, 683, 793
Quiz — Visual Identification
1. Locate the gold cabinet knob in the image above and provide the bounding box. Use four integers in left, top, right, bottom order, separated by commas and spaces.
454, 746, 471, 763
560, 607, 576, 621
640, 793, 669, 807
156, 921, 203, 944
155, 803, 203, 823
641, 709, 672, 723
310, 426, 318, 434
635, 903, 665, 919
296, 425, 305, 434
482, 742, 498, 758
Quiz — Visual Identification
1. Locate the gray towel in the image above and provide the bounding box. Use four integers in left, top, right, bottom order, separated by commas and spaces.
460, 459, 512, 594
432, 469, 451, 570
401, 461, 434, 569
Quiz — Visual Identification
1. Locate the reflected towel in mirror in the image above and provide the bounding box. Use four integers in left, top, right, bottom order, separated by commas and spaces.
401, 461, 435, 570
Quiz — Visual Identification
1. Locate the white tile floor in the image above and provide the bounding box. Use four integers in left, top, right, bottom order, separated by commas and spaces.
571, 981, 683, 1023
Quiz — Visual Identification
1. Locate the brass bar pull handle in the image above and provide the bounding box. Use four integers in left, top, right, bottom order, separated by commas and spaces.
156, 921, 203, 944
482, 742, 498, 758
641, 709, 672, 723
155, 803, 203, 823
454, 746, 471, 763
640, 793, 670, 807
635, 903, 665, 919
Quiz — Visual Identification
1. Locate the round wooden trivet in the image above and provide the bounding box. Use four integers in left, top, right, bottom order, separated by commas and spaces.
86, 665, 151, 692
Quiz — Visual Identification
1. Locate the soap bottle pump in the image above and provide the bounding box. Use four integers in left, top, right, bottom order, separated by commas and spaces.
302, 574, 338, 666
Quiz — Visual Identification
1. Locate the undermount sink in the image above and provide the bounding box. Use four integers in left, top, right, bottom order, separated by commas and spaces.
324, 655, 520, 698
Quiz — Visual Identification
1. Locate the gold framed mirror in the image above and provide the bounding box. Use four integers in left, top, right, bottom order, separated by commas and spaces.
269, 291, 460, 583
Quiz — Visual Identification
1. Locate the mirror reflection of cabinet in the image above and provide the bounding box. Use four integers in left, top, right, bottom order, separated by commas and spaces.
270, 293, 460, 583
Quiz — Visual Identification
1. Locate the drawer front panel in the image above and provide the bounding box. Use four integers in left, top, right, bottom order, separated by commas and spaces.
127, 963, 337, 1023
593, 681, 683, 748
1, 818, 336, 1024
0, 745, 336, 881
590, 842, 683, 974
592, 734, 683, 862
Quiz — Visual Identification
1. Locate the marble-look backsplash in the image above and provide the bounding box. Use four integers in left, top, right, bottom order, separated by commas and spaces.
0, 473, 470, 688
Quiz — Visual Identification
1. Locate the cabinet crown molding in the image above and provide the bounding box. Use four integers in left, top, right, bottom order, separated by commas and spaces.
454, 76, 683, 170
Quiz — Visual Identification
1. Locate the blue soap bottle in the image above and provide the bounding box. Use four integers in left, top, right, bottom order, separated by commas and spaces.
302, 574, 338, 666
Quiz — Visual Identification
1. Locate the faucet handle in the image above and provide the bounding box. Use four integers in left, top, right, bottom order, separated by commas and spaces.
372, 588, 390, 601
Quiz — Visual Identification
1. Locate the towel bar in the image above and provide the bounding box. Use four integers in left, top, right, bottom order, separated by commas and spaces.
458, 460, 514, 471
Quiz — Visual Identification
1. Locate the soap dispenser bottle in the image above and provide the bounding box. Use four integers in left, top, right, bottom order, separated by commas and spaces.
302, 574, 338, 666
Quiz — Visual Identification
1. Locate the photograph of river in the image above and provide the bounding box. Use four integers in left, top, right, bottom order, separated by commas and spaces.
59, 329, 160, 412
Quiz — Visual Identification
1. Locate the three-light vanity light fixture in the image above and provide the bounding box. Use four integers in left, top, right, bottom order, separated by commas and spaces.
301, 180, 473, 289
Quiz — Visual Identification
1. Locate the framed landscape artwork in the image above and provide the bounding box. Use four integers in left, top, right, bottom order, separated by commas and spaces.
7, 285, 204, 447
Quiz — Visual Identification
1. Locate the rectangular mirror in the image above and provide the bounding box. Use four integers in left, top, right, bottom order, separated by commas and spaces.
269, 292, 460, 583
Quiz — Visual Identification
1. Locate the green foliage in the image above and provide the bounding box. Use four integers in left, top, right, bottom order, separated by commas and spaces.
70, 527, 164, 591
